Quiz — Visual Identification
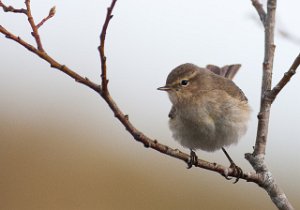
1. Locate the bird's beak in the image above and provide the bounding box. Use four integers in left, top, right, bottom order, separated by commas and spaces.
157, 86, 172, 91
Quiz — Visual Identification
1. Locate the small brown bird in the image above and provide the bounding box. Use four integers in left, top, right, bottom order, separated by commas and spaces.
158, 63, 251, 176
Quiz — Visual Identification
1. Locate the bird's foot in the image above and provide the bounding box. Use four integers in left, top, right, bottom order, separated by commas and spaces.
221, 147, 243, 183
228, 162, 243, 184
187, 150, 198, 169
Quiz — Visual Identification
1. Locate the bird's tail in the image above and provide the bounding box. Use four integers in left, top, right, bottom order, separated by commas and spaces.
206, 64, 241, 80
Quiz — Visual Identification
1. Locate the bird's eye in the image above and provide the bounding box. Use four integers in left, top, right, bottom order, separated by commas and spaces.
180, 80, 189, 86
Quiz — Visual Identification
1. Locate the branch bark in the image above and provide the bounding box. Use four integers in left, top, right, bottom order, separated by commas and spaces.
268, 53, 300, 103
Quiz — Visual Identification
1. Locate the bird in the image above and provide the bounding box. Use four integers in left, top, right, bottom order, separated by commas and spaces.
158, 63, 251, 179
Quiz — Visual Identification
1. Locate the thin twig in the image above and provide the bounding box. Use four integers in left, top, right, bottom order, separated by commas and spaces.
0, 0, 27, 14
36, 6, 56, 29
251, 0, 267, 24
98, 0, 117, 94
268, 53, 300, 103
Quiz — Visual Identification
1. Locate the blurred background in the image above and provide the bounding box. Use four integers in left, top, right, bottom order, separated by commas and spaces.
1, 0, 299, 209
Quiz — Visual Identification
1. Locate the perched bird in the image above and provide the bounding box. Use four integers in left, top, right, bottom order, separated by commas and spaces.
158, 63, 251, 175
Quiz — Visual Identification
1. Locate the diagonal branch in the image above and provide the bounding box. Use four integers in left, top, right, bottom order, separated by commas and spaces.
268, 53, 300, 103
245, 154, 293, 210
251, 0, 267, 24
0, 0, 27, 14
36, 6, 56, 29
99, 90, 262, 183
99, 77, 261, 183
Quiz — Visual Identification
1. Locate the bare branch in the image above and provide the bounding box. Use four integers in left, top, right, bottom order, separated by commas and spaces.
251, 0, 267, 24
100, 81, 261, 183
0, 0, 27, 14
268, 53, 300, 103
36, 6, 56, 29
24, 0, 44, 51
98, 0, 117, 94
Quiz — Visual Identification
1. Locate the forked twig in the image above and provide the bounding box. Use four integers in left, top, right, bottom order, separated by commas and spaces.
24, 0, 44, 51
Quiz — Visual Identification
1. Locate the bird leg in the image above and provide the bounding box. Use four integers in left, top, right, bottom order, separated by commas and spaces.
187, 150, 198, 169
221, 147, 243, 183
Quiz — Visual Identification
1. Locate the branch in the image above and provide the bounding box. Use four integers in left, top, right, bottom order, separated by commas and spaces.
245, 154, 294, 210
268, 53, 300, 103
251, 0, 267, 24
36, 6, 56, 29
98, 0, 117, 94
99, 78, 261, 183
0, 0, 27, 14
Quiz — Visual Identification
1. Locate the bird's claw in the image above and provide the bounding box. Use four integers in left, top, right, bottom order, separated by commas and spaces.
222, 163, 243, 183
221, 147, 243, 183
223, 175, 232, 181
187, 150, 198, 169
229, 163, 243, 184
